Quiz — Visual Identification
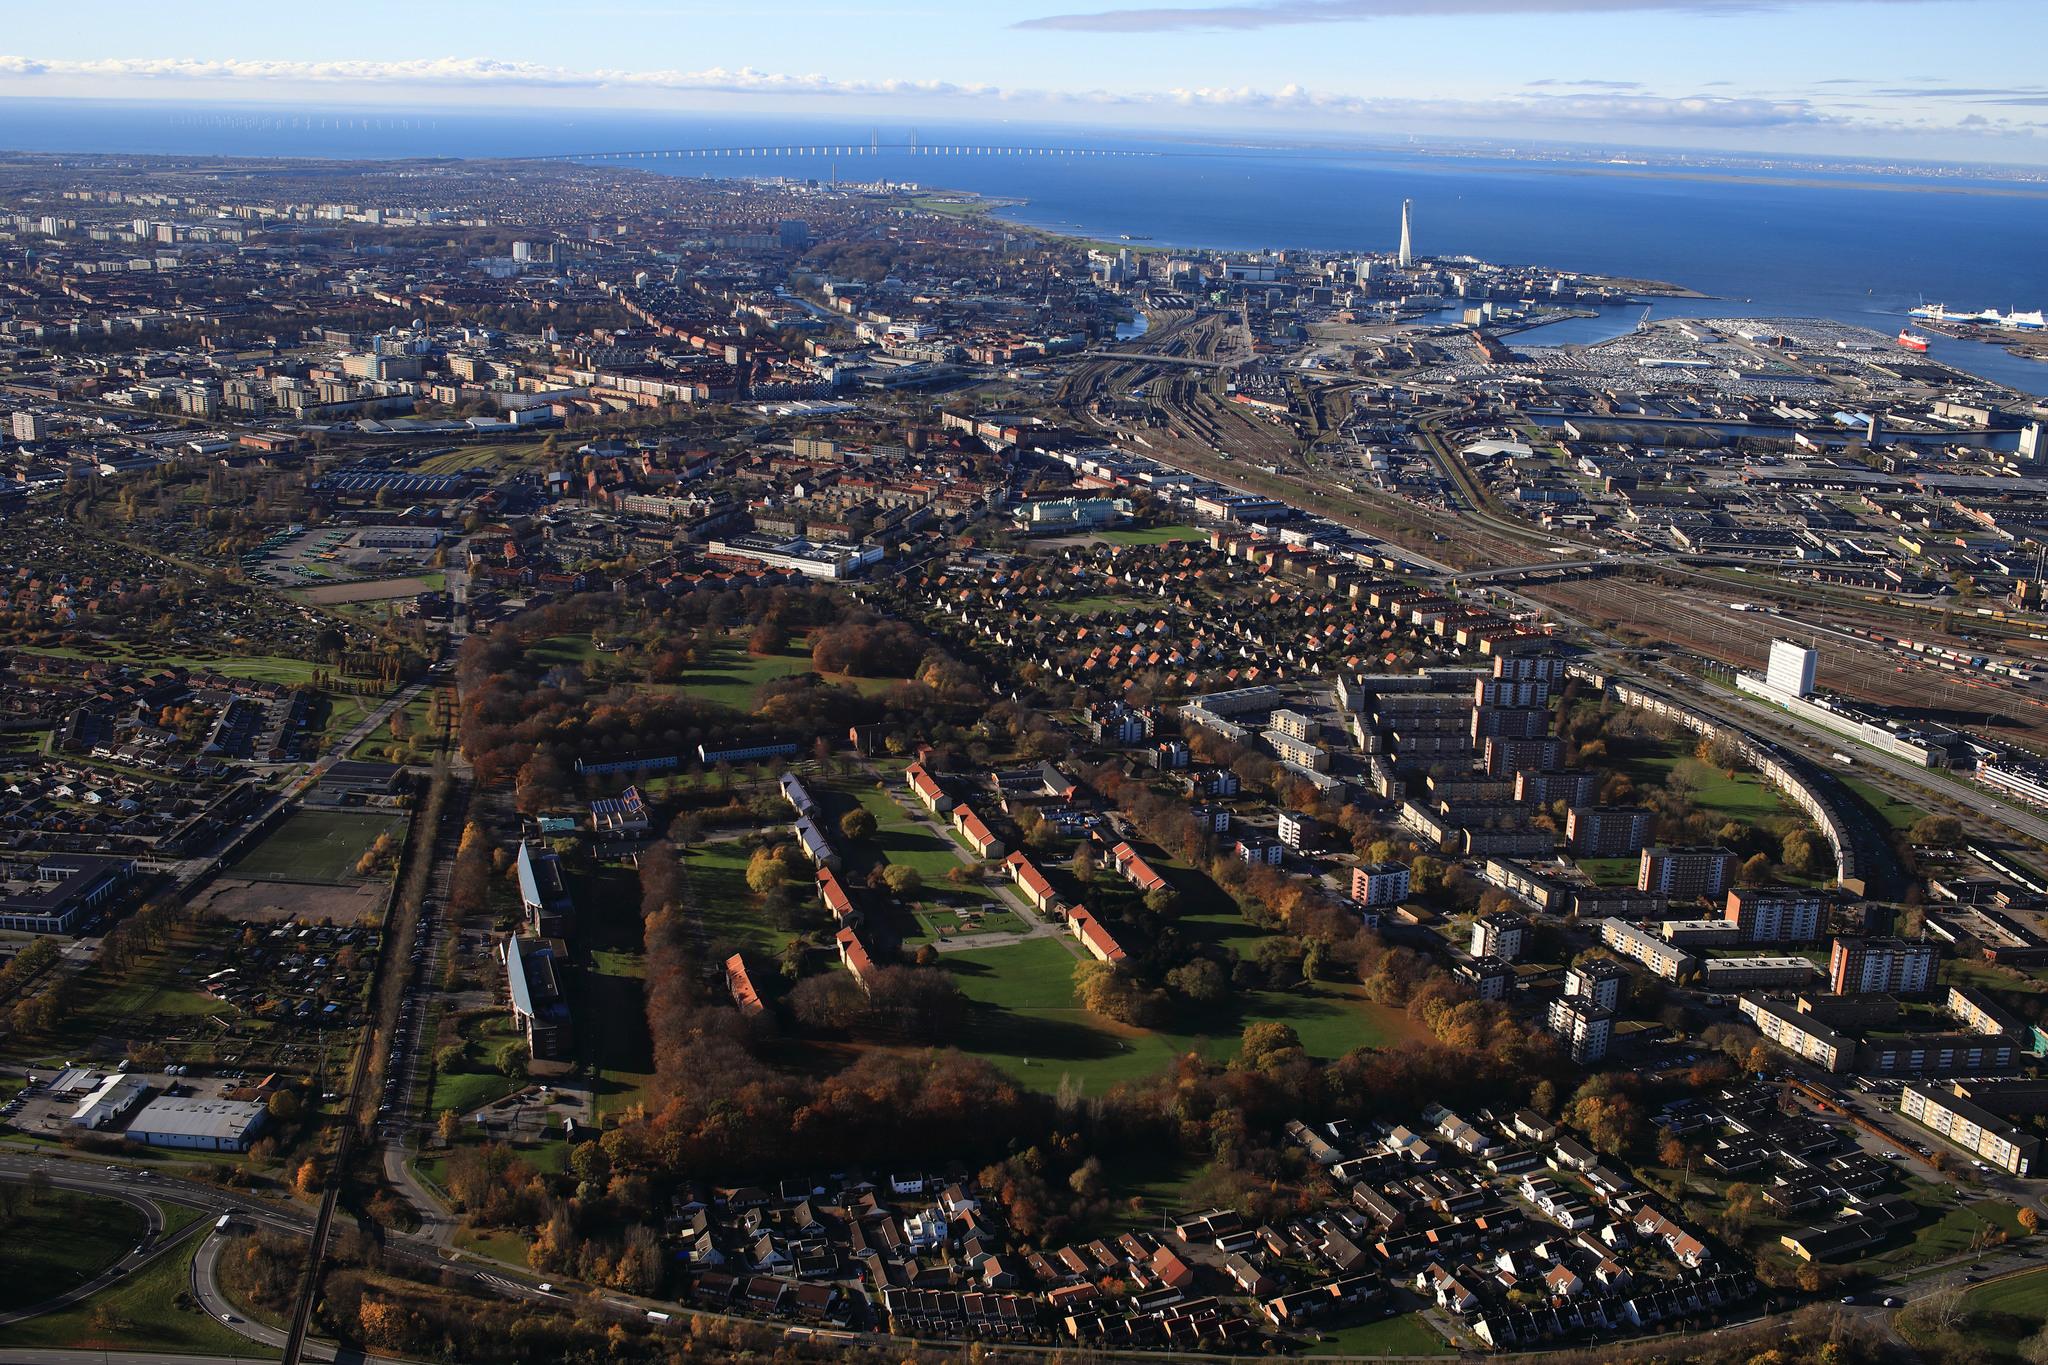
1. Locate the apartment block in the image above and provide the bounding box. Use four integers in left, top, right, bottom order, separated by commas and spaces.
1828, 937, 1937, 996
1638, 846, 1740, 902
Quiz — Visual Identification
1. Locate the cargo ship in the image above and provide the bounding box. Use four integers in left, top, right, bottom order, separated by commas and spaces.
1909, 303, 2045, 331
1897, 328, 1931, 353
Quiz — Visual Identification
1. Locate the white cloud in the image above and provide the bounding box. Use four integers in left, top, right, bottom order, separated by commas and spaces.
1014, 0, 1969, 34
0, 55, 992, 99
0, 52, 2032, 146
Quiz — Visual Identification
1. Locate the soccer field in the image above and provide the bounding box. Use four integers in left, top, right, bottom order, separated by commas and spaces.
232, 809, 409, 885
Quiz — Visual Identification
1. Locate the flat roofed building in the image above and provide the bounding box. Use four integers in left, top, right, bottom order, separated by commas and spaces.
1546, 998, 1613, 1064
1829, 936, 1937, 996
1738, 993, 1852, 1072
126, 1096, 269, 1151
70, 1074, 150, 1129
1470, 912, 1527, 963
1724, 887, 1825, 944
1900, 1081, 2044, 1176
1639, 846, 1740, 902
1699, 956, 1818, 990
1601, 918, 1696, 982
0, 853, 134, 934
1564, 958, 1628, 1012
1352, 861, 1411, 907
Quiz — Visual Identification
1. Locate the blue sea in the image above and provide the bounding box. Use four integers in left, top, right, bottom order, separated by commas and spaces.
6, 98, 2047, 392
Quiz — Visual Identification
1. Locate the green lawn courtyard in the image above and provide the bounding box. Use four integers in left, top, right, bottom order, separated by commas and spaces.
938, 936, 1417, 1094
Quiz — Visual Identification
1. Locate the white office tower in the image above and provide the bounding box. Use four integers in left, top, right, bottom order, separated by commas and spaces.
1766, 640, 1818, 699
2021, 422, 2043, 462
1397, 200, 1414, 268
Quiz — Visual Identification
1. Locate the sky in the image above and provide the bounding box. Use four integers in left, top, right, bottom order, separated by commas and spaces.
3, 0, 2047, 164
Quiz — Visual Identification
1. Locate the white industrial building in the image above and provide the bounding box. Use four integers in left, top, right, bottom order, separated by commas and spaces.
69, 1074, 150, 1130
124, 1096, 269, 1151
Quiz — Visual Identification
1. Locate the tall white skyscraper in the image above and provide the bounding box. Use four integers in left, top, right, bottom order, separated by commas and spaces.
1397, 199, 1414, 268
1766, 639, 1818, 698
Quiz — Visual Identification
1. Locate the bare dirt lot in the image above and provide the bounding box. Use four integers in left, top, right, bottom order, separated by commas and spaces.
186, 877, 387, 925
300, 575, 437, 605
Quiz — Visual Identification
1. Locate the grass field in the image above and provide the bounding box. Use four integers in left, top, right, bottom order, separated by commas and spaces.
1096, 524, 1205, 546
1842, 776, 1932, 834
1959, 1263, 2048, 1324
0, 1189, 148, 1312
349, 689, 444, 763
429, 1013, 526, 1120
1576, 855, 1643, 887
5, 1233, 272, 1358
855, 786, 975, 882
938, 937, 1414, 1093
1868, 1194, 2028, 1270
1302, 1312, 1452, 1357
578, 862, 657, 1123
415, 441, 548, 475
1898, 1260, 2048, 1364
231, 808, 409, 885
1618, 736, 1794, 827
652, 635, 898, 711
681, 841, 792, 958
17, 643, 330, 690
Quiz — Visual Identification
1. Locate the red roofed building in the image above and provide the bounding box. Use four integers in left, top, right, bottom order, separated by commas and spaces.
1152, 1244, 1196, 1290
816, 865, 860, 928
1003, 851, 1058, 912
725, 953, 764, 1016
835, 928, 878, 992
1068, 908, 1127, 963
1109, 842, 1170, 894
905, 761, 952, 814
953, 806, 1005, 860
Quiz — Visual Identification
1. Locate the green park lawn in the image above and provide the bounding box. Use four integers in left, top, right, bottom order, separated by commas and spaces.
5, 1233, 272, 1359
1575, 856, 1642, 887
16, 643, 329, 690
529, 634, 598, 668
938, 936, 1415, 1094
428, 1012, 527, 1119
1617, 736, 1793, 827
1302, 1312, 1453, 1357
1842, 776, 1932, 834
1868, 1194, 2028, 1270
680, 840, 793, 958
624, 631, 903, 713
657, 637, 823, 711
349, 689, 442, 763
0, 1189, 148, 1312
231, 808, 409, 885
1898, 1254, 2048, 1364
577, 860, 658, 1122
853, 786, 975, 882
